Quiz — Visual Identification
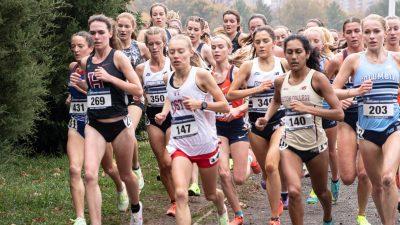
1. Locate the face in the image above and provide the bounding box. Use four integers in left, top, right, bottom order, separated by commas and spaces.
248, 17, 265, 35
363, 19, 386, 51
343, 22, 362, 49
151, 6, 167, 27
89, 20, 112, 50
330, 31, 339, 48
168, 39, 193, 69
285, 39, 309, 71
117, 17, 134, 41
186, 20, 202, 43
211, 37, 230, 63
274, 28, 288, 47
305, 30, 324, 53
168, 20, 181, 31
146, 34, 165, 57
223, 14, 239, 35
253, 30, 274, 58
71, 36, 93, 61
386, 19, 400, 46
306, 21, 319, 29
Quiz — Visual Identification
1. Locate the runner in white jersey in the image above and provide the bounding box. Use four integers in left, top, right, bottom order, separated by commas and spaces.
256, 34, 344, 225
227, 26, 289, 224
158, 34, 230, 225
135, 27, 176, 217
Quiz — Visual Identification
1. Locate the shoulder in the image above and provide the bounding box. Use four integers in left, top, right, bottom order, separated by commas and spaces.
196, 67, 212, 79
114, 50, 129, 61
274, 74, 286, 86
390, 51, 400, 62
69, 62, 78, 71
312, 70, 330, 85
135, 63, 145, 75
274, 46, 285, 58
240, 60, 253, 71
137, 41, 147, 50
279, 57, 289, 72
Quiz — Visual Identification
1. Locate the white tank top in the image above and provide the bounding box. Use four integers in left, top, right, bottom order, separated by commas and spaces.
166, 67, 218, 156
142, 57, 171, 107
247, 57, 284, 113
280, 69, 327, 151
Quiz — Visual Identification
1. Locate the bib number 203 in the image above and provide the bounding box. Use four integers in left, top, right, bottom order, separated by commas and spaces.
368, 105, 387, 115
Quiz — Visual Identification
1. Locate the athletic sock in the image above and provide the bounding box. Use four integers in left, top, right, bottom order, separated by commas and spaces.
234, 210, 243, 217
132, 166, 140, 171
131, 203, 140, 213
281, 192, 288, 202
331, 179, 339, 183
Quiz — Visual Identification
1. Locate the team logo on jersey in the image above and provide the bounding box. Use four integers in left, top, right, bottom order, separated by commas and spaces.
300, 86, 307, 90
254, 72, 260, 76
209, 151, 220, 165
145, 73, 151, 77
87, 72, 104, 89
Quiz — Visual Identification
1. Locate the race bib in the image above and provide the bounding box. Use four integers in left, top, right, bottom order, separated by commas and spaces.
171, 116, 198, 139
284, 114, 314, 131
87, 88, 112, 109
251, 96, 272, 111
363, 103, 394, 118
69, 99, 87, 114
146, 93, 166, 106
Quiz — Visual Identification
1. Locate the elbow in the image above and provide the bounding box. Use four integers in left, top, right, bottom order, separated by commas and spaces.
222, 102, 230, 113
336, 109, 345, 122
225, 92, 234, 102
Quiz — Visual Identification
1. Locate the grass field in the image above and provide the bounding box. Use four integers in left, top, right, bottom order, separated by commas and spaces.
0, 141, 177, 225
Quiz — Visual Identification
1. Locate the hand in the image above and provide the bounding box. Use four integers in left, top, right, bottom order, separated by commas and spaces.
94, 67, 114, 83
356, 80, 373, 96
289, 100, 309, 113
255, 117, 269, 130
70, 72, 86, 89
341, 98, 353, 110
155, 112, 167, 125
182, 96, 201, 111
255, 80, 273, 93
224, 107, 240, 122
65, 95, 71, 105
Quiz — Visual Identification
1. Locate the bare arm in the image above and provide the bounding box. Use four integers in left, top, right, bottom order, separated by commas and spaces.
197, 69, 229, 113
138, 42, 150, 61
202, 44, 216, 68
112, 51, 143, 96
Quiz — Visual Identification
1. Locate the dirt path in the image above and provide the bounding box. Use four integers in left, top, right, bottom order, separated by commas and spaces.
146, 174, 399, 225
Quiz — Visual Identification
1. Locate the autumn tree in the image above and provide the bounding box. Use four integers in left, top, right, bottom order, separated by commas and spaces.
325, 1, 347, 30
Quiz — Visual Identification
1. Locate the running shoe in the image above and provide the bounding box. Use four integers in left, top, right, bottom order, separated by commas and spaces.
303, 164, 310, 177
229, 215, 243, 225
356, 215, 371, 225
269, 217, 281, 225
218, 205, 229, 225
130, 202, 143, 225
250, 160, 261, 174
330, 180, 340, 204
166, 202, 176, 217
71, 217, 86, 225
133, 167, 145, 190
260, 179, 266, 190
188, 183, 201, 196
117, 183, 129, 212
323, 219, 334, 225
306, 189, 318, 204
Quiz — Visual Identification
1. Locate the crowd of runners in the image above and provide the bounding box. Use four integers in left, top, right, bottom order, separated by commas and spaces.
66, 2, 400, 225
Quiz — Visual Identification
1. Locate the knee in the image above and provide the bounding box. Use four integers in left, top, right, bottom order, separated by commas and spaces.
233, 174, 246, 185
265, 162, 278, 175
69, 165, 82, 179
341, 174, 356, 185
102, 165, 116, 177
159, 162, 171, 174
219, 168, 232, 183
288, 184, 302, 200
382, 173, 395, 189
119, 171, 133, 184
175, 188, 189, 204
357, 172, 369, 184
205, 192, 217, 202
85, 170, 98, 185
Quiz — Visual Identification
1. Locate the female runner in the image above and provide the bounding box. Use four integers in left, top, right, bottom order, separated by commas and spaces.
257, 34, 344, 225
159, 34, 230, 225
70, 15, 143, 225
385, 16, 400, 52
227, 25, 289, 224
222, 10, 246, 53
274, 26, 291, 48
212, 34, 250, 225
67, 31, 129, 225
333, 14, 400, 225
135, 26, 176, 216
329, 17, 372, 225
116, 12, 150, 191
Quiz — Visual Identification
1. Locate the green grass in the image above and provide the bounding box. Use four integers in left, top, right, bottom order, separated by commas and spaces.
0, 141, 170, 225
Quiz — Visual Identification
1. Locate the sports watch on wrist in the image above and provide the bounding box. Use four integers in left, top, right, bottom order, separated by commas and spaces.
200, 101, 208, 110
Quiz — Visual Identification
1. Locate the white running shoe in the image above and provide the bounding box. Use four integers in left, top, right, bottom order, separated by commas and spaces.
130, 202, 143, 225
71, 217, 86, 225
133, 167, 145, 190
117, 183, 129, 212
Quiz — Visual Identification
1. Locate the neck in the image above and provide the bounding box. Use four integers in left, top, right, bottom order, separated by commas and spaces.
347, 44, 364, 54
150, 55, 165, 67
229, 31, 237, 39
95, 46, 112, 59
291, 66, 310, 79
386, 43, 400, 52
258, 54, 274, 64
192, 40, 200, 49
215, 60, 230, 73
366, 46, 385, 59
121, 38, 132, 49
175, 65, 191, 78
